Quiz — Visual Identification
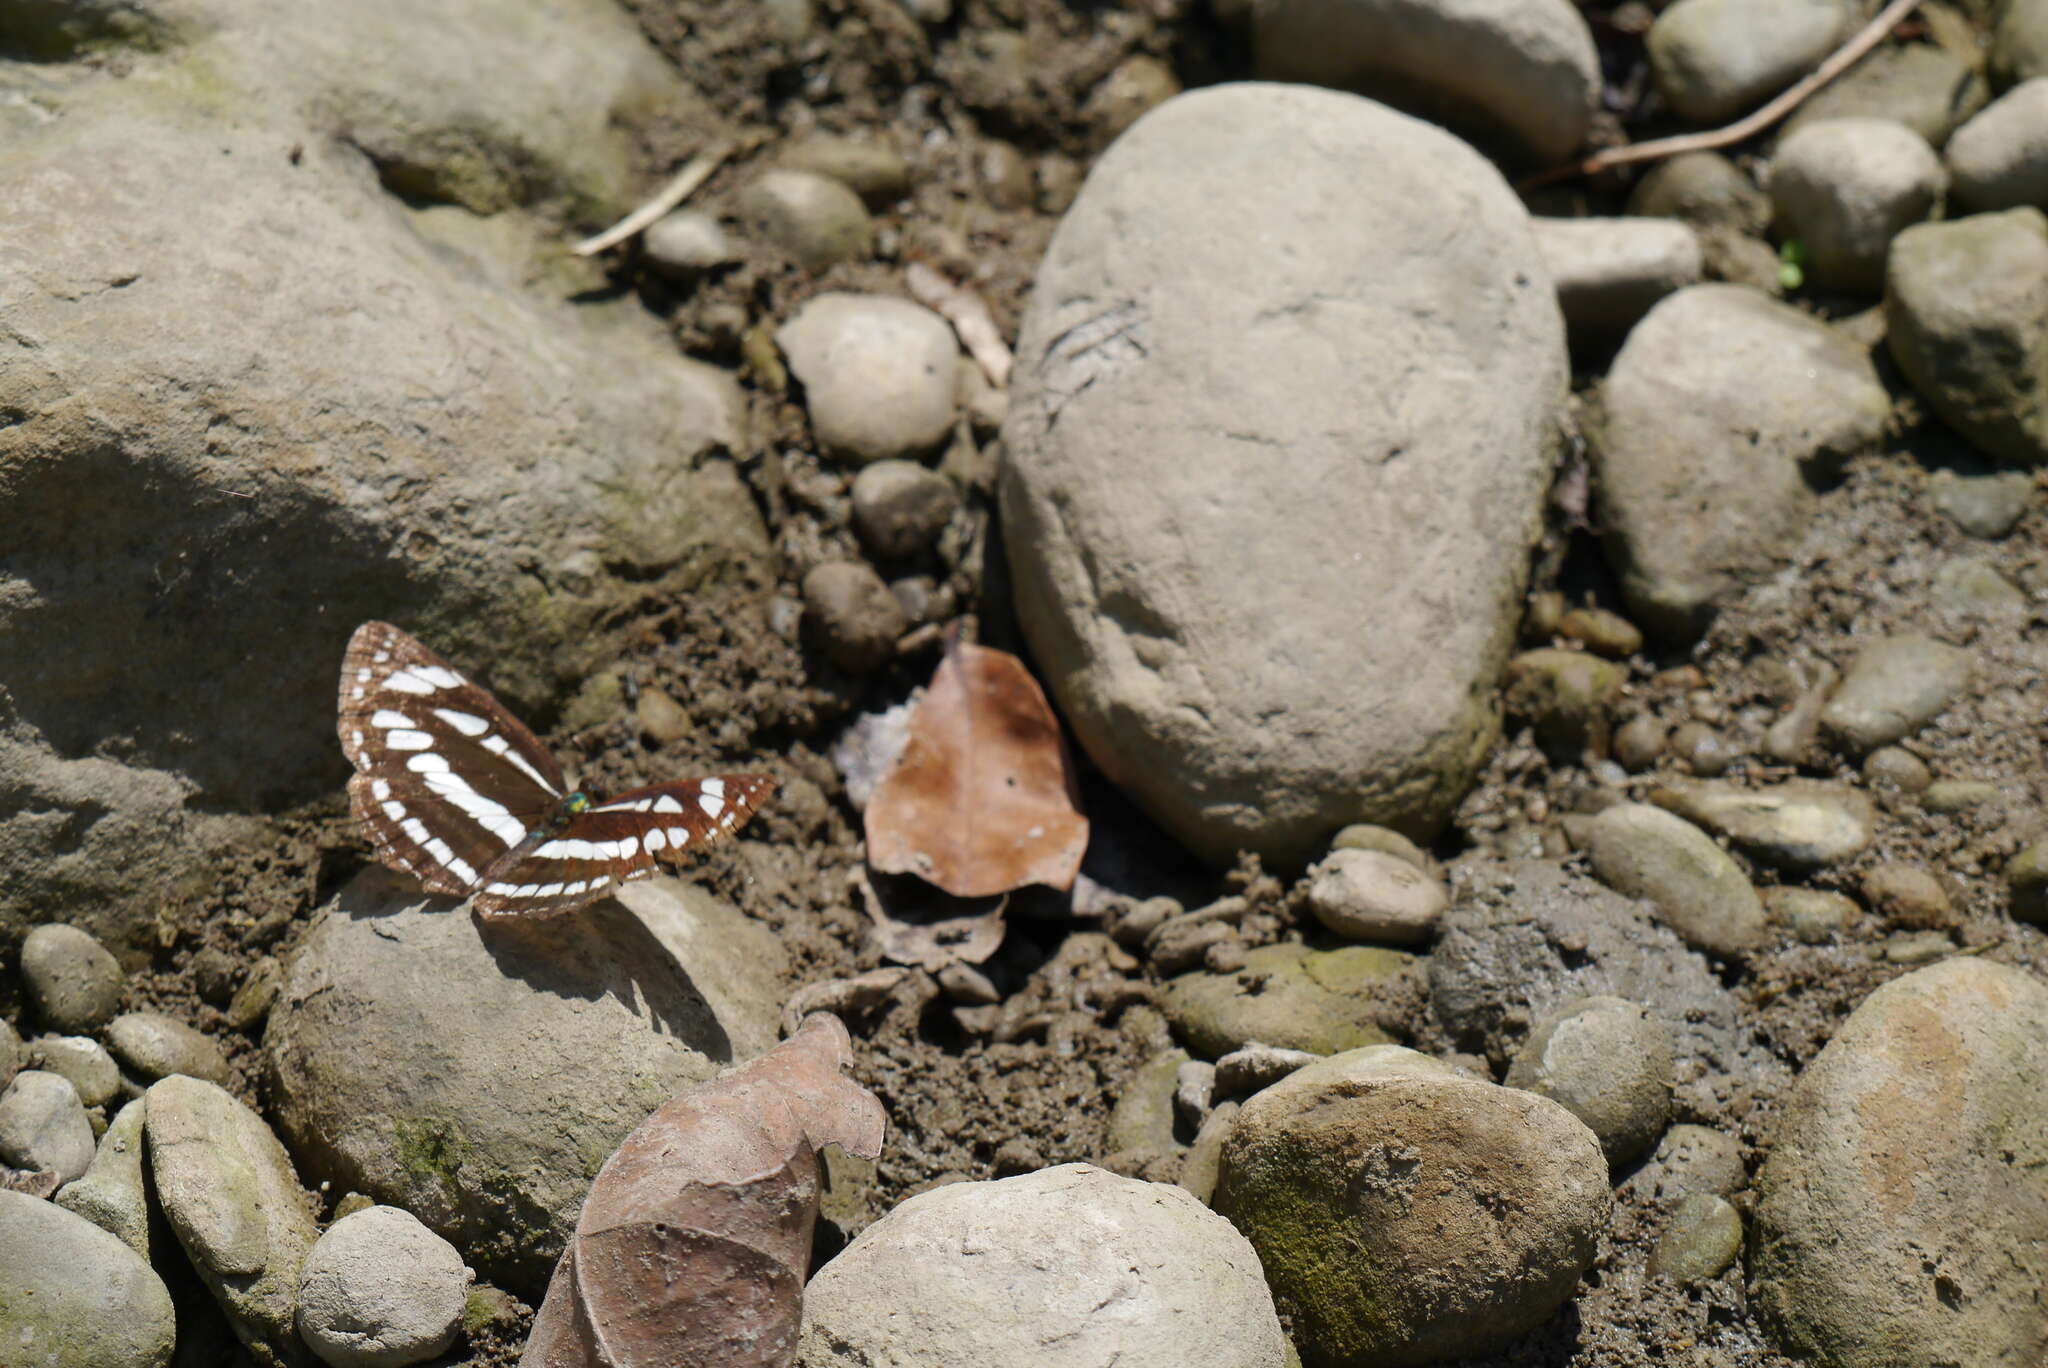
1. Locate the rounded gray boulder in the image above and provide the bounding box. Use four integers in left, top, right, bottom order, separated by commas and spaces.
0, 1188, 174, 1368
1002, 83, 1565, 865
298, 1205, 469, 1367
797, 1164, 1287, 1367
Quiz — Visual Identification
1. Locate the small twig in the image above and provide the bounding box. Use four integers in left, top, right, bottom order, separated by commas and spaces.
1519, 0, 1923, 191
571, 141, 734, 257
907, 261, 1013, 389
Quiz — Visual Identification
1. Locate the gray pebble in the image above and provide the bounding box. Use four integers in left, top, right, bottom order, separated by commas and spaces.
1504, 648, 1626, 754
1649, 0, 1855, 124
1585, 803, 1767, 958
2005, 839, 2048, 923
1328, 824, 1429, 869
1779, 42, 1986, 148
1928, 469, 2032, 539
1762, 887, 1860, 943
778, 293, 959, 463
1612, 714, 1667, 771
1303, 847, 1447, 945
1653, 779, 1874, 869
1108, 896, 1182, 950
1108, 1048, 1191, 1155
1770, 118, 1946, 294
1762, 659, 1836, 764
1531, 218, 1702, 335
0, 1016, 19, 1090
1930, 556, 2029, 618
1177, 1099, 1238, 1206
0, 1069, 96, 1183
0, 1188, 174, 1368
1649, 1192, 1742, 1282
56, 1097, 151, 1259
105, 1011, 230, 1086
1648, 1123, 1747, 1201
21, 923, 124, 1033
1923, 779, 2000, 813
1506, 995, 1674, 1166
1880, 929, 1953, 964
802, 561, 908, 674
297, 1205, 469, 1368
1174, 1058, 1216, 1130
642, 210, 739, 279
1162, 943, 1412, 1058
1627, 151, 1769, 232
1213, 1042, 1320, 1100
1946, 77, 2048, 213
778, 134, 910, 205
1860, 863, 1953, 929
1861, 745, 1931, 792
935, 962, 999, 1006
851, 460, 960, 558
1668, 721, 1735, 776
1146, 915, 1238, 976
1820, 635, 1973, 755
1556, 605, 1646, 658
26, 1034, 120, 1108
735, 168, 872, 271
227, 955, 284, 1032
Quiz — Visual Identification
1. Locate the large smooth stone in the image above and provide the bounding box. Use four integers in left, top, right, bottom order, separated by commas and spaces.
264, 869, 784, 1293
798, 1164, 1287, 1367
1753, 959, 2048, 1366
0, 1188, 175, 1368
1001, 84, 1564, 865
1590, 284, 1888, 637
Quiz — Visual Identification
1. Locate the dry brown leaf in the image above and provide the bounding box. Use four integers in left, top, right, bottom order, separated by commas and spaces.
521, 1014, 886, 1368
864, 637, 1089, 898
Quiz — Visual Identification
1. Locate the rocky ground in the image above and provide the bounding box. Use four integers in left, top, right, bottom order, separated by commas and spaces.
6, 0, 2048, 1365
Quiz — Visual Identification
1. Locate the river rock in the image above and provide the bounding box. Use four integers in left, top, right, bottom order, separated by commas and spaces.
297, 1205, 469, 1367
149, 1074, 319, 1364
1302, 847, 1447, 945
1995, 0, 2048, 87
1648, 0, 1857, 124
0, 15, 764, 953
1216, 1066, 1607, 1366
1753, 958, 2048, 1366
1250, 0, 1598, 163
0, 1017, 17, 1089
1628, 151, 1770, 231
1109, 1048, 1193, 1156
797, 1164, 1287, 1367
1002, 84, 1564, 865
1763, 886, 1861, 943
1162, 942, 1415, 1058
265, 869, 784, 1293
1780, 42, 1987, 147
1584, 802, 1768, 957
641, 210, 739, 278
56, 1097, 151, 1258
737, 168, 873, 271
1819, 634, 1973, 754
1506, 995, 1674, 1165
0, 1068, 95, 1183
1770, 118, 1946, 293
0, 1187, 174, 1368
1946, 78, 2048, 211
25, 1034, 120, 1108
20, 923, 124, 1032
1590, 284, 1888, 637
107, 1010, 232, 1086
1649, 1192, 1743, 1283
1650, 779, 1875, 869
1929, 469, 2032, 538
778, 133, 911, 205
1532, 217, 1703, 336
851, 460, 960, 559
802, 561, 910, 673
1430, 857, 1784, 1125
779, 293, 960, 463
1886, 208, 2048, 466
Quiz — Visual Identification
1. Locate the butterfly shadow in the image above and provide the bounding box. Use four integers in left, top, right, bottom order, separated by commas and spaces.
343, 868, 734, 1064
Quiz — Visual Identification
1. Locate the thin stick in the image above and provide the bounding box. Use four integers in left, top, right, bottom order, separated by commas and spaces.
1519, 0, 1923, 191
907, 261, 1014, 389
571, 141, 734, 256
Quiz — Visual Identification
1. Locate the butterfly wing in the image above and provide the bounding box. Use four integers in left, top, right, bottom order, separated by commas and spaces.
468, 774, 778, 919
339, 621, 568, 897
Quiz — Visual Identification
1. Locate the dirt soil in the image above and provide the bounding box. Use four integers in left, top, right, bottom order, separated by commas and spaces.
108, 4, 2048, 1366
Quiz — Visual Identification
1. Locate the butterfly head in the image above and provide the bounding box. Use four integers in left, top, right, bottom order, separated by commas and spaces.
564, 792, 591, 816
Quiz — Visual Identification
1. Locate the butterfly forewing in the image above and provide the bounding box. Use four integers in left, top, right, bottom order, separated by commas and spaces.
340, 621, 774, 918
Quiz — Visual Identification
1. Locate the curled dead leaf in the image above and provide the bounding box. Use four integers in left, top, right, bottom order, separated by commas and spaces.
521, 1014, 886, 1368
864, 637, 1089, 898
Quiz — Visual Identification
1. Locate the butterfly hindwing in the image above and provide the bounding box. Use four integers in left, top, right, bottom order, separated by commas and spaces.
340, 621, 774, 917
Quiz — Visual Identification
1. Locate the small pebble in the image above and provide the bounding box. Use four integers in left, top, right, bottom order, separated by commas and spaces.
1859, 863, 1953, 930
777, 134, 910, 205
26, 1035, 120, 1109
851, 460, 960, 558
1212, 1042, 1320, 1100
1648, 0, 1856, 124
1083, 54, 1180, 146
642, 210, 740, 279
1931, 557, 2028, 618
1653, 780, 1875, 869
1174, 1059, 1216, 1131
1945, 77, 2048, 212
1533, 219, 1704, 336
1667, 721, 1735, 776
297, 1205, 469, 1368
1328, 824, 1429, 869
1504, 648, 1626, 754
2006, 840, 2048, 923
1302, 848, 1447, 945
56, 1097, 151, 1258
1880, 929, 1954, 964
1649, 1192, 1742, 1282
1769, 117, 1945, 293
1556, 605, 1646, 657
0, 1017, 20, 1090
1928, 469, 2033, 539
1628, 151, 1770, 232
227, 957, 284, 1032
935, 962, 999, 1006
21, 923, 124, 1033
1109, 896, 1182, 950
976, 139, 1034, 210
1761, 887, 1860, 944
104, 1012, 231, 1086
1820, 635, 1973, 756
1648, 1124, 1747, 1201
0, 1070, 96, 1183
735, 168, 872, 271
802, 562, 908, 674
1861, 746, 1931, 792
1146, 916, 1237, 976
1923, 779, 2000, 814
1585, 803, 1768, 958
1506, 995, 1675, 1166
1612, 714, 1667, 771
1177, 1100, 1237, 1206
777, 293, 959, 463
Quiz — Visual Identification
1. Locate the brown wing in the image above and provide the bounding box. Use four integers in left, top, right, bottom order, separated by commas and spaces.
468, 774, 778, 919
338, 621, 567, 895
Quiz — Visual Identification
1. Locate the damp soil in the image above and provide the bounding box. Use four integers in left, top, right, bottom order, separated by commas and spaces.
109, 4, 2048, 1366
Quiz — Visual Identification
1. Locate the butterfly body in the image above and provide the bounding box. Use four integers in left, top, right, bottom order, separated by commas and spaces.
339, 621, 774, 918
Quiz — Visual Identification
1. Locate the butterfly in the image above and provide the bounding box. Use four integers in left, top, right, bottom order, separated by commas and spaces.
338, 621, 775, 917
